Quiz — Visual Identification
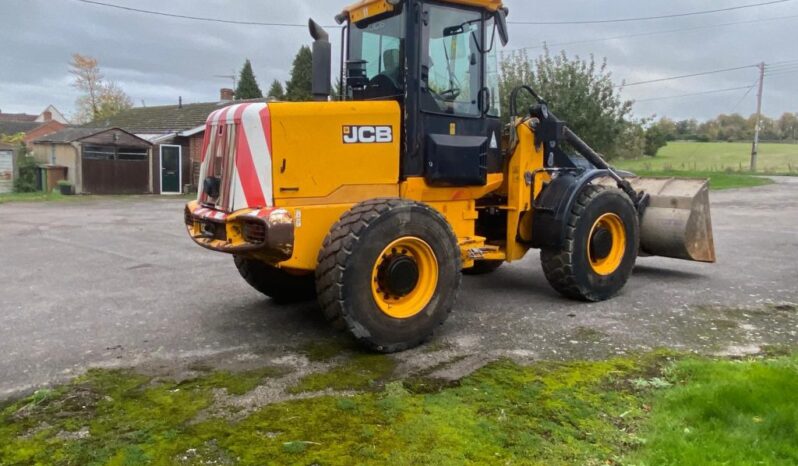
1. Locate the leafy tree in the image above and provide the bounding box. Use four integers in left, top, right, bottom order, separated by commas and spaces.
644, 123, 669, 156
0, 132, 25, 145
777, 112, 798, 141
285, 46, 313, 102
235, 59, 263, 100
70, 53, 132, 123
13, 143, 38, 193
675, 119, 700, 140
96, 82, 133, 121
267, 79, 285, 100
500, 48, 635, 159
333, 77, 345, 101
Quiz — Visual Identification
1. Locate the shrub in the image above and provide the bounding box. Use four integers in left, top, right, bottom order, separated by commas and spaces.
13, 144, 39, 193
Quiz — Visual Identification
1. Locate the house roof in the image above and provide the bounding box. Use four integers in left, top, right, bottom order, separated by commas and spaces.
0, 142, 15, 151
90, 98, 268, 134
32, 127, 109, 144
32, 127, 152, 147
0, 121, 41, 136
0, 113, 37, 122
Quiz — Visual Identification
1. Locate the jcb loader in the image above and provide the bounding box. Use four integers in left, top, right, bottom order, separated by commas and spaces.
185, 0, 715, 352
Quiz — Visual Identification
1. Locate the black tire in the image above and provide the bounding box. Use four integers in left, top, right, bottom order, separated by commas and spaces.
234, 256, 316, 304
540, 185, 639, 302
316, 198, 461, 353
463, 260, 503, 275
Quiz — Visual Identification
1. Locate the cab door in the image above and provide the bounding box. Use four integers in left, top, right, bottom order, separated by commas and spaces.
414, 2, 502, 187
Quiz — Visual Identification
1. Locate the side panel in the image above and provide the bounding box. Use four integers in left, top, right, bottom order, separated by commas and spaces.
269, 101, 401, 271
269, 101, 401, 201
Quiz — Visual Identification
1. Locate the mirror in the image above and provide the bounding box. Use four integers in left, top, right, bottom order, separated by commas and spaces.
495, 8, 509, 47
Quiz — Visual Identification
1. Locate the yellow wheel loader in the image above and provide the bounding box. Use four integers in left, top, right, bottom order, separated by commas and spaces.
185, 0, 715, 352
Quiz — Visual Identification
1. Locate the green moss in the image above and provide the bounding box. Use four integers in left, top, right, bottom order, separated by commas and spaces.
298, 339, 356, 362
288, 353, 397, 393
2, 351, 796, 465
179, 367, 286, 396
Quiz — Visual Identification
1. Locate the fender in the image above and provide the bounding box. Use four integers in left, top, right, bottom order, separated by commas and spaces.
529, 168, 615, 250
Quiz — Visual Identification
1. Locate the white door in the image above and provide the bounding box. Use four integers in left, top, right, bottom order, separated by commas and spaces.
0, 150, 13, 194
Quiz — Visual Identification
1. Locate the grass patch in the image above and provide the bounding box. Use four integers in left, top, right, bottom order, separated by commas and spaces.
629, 355, 798, 465
625, 169, 773, 190
617, 141, 798, 174
1, 351, 796, 465
0, 191, 70, 205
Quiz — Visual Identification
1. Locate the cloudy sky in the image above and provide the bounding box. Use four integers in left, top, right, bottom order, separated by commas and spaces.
2, 0, 796, 122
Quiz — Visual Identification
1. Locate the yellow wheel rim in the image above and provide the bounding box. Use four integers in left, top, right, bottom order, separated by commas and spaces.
371, 237, 439, 319
588, 213, 626, 276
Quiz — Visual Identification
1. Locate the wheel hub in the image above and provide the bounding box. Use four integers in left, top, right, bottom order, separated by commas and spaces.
587, 213, 627, 276
371, 237, 439, 319
590, 227, 613, 261
378, 254, 419, 298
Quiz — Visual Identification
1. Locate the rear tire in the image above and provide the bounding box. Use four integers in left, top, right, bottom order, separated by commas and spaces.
540, 185, 639, 302
463, 260, 503, 275
234, 256, 316, 304
316, 199, 461, 353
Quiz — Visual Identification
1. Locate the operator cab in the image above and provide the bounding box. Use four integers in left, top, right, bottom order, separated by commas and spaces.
327, 0, 509, 186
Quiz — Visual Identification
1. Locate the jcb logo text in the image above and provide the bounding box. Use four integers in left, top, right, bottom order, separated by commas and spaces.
342, 125, 393, 144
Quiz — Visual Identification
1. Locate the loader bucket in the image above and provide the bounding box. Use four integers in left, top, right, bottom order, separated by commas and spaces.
628, 177, 716, 263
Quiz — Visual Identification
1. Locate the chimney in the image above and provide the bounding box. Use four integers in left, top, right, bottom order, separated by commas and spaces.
220, 88, 234, 101
43, 110, 52, 122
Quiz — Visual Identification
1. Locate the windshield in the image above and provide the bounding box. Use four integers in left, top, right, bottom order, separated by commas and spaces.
422, 4, 483, 116
347, 11, 406, 100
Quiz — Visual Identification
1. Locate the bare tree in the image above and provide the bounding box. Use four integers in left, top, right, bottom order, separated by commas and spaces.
70, 53, 132, 123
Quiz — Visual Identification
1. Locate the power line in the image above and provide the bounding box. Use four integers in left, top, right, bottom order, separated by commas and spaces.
634, 85, 755, 103
730, 80, 761, 113
504, 14, 798, 54
73, 0, 792, 29
765, 68, 798, 77
508, 0, 792, 25
71, 0, 338, 28
619, 65, 757, 88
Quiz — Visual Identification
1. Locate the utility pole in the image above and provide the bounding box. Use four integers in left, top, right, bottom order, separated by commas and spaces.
750, 62, 765, 172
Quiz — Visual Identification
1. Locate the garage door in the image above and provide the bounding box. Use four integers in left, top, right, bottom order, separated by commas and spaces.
0, 150, 13, 194
82, 145, 149, 194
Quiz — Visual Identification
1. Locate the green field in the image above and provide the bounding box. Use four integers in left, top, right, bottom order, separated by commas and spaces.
617, 141, 798, 174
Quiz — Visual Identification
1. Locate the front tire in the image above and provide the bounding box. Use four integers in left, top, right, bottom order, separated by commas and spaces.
541, 185, 639, 302
316, 199, 461, 353
234, 256, 316, 304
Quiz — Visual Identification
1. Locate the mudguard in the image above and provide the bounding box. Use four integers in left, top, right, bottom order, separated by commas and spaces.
529, 169, 614, 250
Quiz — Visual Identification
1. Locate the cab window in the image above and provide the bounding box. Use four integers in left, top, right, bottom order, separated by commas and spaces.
348, 12, 406, 99
421, 4, 483, 116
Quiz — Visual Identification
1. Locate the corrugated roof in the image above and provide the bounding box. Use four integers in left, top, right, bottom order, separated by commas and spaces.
0, 121, 40, 136
32, 127, 108, 144
90, 98, 267, 134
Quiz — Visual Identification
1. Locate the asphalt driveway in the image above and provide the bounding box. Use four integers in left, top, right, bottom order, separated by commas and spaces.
1, 179, 796, 398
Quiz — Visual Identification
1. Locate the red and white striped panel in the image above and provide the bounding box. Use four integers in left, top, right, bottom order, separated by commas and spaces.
197, 103, 274, 212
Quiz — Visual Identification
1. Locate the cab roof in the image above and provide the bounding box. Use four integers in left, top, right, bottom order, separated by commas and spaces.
341, 0, 503, 23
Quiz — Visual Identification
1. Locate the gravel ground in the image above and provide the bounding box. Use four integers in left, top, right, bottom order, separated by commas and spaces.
1, 178, 796, 399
